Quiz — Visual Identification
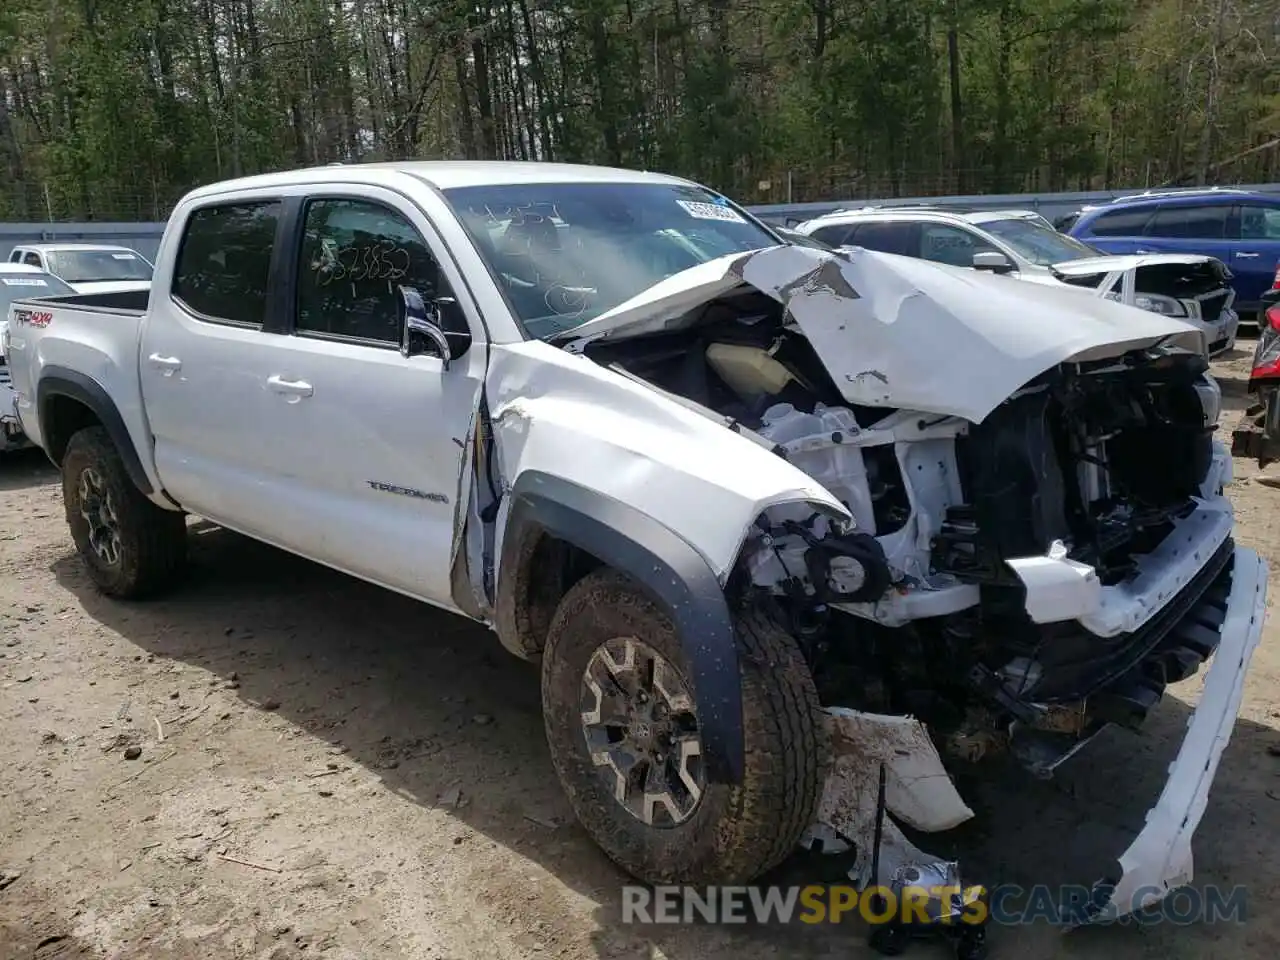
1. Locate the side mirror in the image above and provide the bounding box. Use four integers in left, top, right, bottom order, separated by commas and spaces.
973, 251, 1015, 274
399, 285, 472, 369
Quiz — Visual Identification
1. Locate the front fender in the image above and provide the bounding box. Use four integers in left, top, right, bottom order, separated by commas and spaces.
485, 340, 849, 582
495, 470, 744, 785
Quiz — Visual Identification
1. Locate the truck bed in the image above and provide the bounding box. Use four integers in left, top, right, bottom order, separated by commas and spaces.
18, 288, 151, 316
4, 288, 152, 484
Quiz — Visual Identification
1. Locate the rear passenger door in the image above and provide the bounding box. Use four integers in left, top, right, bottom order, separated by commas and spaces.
141, 196, 290, 532
1232, 202, 1280, 310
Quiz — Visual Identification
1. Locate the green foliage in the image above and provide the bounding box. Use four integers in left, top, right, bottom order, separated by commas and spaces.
0, 0, 1276, 219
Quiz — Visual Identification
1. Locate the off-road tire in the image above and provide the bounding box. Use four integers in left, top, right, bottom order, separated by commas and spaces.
61, 426, 187, 599
541, 568, 827, 884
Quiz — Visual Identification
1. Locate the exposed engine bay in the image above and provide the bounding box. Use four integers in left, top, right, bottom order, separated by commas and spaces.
582, 286, 1227, 774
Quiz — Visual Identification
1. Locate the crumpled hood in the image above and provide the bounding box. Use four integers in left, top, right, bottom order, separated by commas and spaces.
560, 245, 1205, 423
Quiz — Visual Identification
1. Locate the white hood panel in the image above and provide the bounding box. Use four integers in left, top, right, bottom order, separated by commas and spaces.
566, 245, 1205, 423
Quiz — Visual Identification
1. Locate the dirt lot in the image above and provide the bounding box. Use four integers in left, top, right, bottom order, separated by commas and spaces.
2, 342, 1280, 960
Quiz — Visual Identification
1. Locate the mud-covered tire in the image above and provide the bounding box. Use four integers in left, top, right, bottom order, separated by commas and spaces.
61, 426, 187, 599
541, 568, 827, 884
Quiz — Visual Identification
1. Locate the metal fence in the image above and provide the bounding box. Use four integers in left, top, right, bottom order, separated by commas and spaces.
747, 182, 1280, 225
0, 222, 165, 262
5, 183, 1280, 259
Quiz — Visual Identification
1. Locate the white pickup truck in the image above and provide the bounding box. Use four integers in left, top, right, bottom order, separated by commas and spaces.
2, 161, 1267, 927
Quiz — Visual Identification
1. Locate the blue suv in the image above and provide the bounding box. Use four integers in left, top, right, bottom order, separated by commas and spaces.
1067, 188, 1280, 316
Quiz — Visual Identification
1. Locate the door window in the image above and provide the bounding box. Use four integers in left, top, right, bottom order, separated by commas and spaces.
809, 223, 856, 247
295, 198, 449, 345
171, 201, 282, 327
1088, 208, 1154, 237
1147, 204, 1228, 239
917, 224, 997, 267
22, 252, 42, 268
847, 222, 916, 256
1240, 204, 1280, 241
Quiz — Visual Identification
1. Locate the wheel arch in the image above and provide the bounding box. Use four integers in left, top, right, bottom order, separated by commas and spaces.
37, 366, 153, 496
494, 470, 745, 785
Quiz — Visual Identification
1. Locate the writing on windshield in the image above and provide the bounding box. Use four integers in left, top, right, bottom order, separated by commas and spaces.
441, 182, 779, 339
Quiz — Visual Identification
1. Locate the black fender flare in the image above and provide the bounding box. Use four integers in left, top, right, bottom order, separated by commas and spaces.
495, 470, 744, 785
37, 366, 154, 496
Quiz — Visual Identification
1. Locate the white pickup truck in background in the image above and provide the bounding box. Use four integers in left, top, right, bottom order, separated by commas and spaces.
1, 161, 1266, 928
7, 242, 155, 295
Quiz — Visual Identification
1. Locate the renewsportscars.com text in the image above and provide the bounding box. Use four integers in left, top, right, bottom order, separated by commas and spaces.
620, 884, 1249, 926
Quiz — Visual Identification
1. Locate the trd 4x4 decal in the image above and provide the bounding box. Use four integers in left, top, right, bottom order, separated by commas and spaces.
13, 308, 53, 328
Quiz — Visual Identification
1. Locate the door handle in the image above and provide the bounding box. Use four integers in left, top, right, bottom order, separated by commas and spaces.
267, 374, 314, 398
147, 353, 182, 375
1235, 252, 1260, 259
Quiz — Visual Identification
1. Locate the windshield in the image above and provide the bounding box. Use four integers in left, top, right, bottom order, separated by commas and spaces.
46, 250, 153, 284
980, 218, 1100, 265
441, 181, 781, 338
0, 272, 77, 314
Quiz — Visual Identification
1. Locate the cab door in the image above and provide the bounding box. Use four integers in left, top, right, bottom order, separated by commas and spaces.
140, 196, 294, 533
1232, 202, 1280, 310
245, 189, 487, 608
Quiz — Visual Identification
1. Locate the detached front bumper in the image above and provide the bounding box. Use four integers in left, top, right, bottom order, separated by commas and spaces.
812, 544, 1268, 926
1085, 544, 1267, 921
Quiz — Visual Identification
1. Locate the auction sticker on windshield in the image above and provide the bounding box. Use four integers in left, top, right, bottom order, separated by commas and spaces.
677, 200, 746, 223
111, 253, 137, 260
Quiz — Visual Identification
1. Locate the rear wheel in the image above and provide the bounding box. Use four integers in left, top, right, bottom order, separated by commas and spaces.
540, 568, 826, 884
61, 426, 187, 599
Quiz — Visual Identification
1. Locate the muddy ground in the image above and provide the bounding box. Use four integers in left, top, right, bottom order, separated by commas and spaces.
2, 340, 1279, 960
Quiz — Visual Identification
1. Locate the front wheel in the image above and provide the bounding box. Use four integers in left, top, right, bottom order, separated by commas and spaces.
62, 426, 188, 599
540, 568, 827, 884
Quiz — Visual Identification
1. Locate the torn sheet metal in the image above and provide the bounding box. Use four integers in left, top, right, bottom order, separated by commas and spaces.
814, 708, 973, 890
559, 245, 1204, 424
484, 339, 851, 583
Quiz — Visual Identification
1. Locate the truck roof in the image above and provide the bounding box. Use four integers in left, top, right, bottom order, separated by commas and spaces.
183, 160, 695, 201
12, 243, 143, 254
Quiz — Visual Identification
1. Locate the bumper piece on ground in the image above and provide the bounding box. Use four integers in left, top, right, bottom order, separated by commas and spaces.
1082, 545, 1267, 922
806, 546, 1267, 929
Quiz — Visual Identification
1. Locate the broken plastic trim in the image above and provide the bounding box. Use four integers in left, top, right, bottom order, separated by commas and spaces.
1080, 545, 1267, 923
811, 545, 1266, 927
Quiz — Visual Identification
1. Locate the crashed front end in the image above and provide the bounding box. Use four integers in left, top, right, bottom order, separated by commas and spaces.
566, 244, 1268, 924
743, 358, 1266, 924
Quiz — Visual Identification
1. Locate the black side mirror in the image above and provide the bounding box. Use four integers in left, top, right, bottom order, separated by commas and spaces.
399, 285, 472, 369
